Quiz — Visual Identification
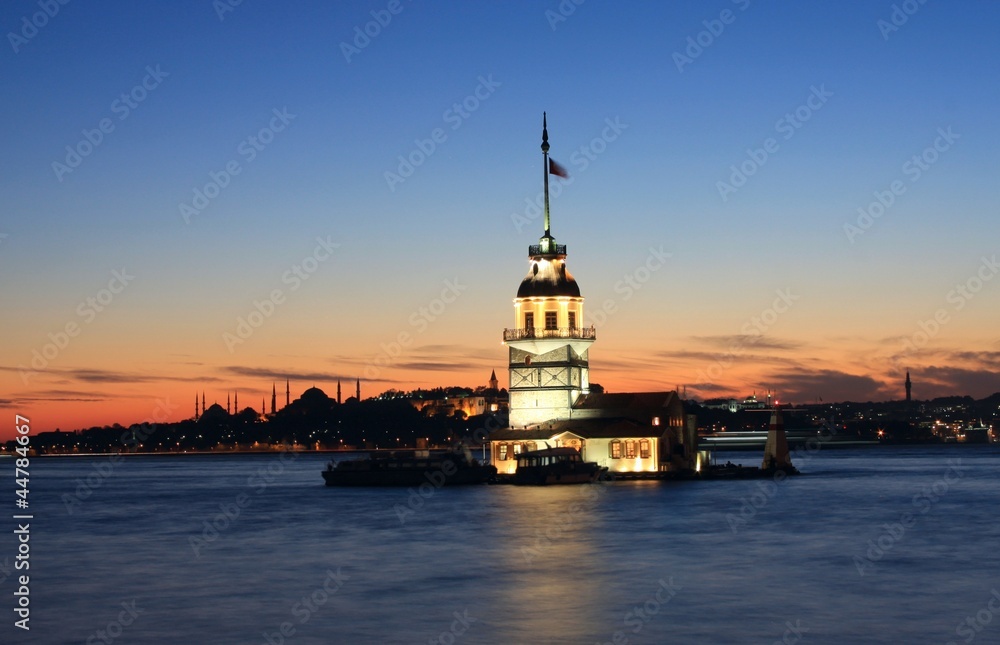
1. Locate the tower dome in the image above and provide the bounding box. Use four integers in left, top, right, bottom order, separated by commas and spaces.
516, 250, 581, 298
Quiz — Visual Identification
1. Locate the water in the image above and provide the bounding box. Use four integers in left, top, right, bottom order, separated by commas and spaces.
4, 446, 1000, 644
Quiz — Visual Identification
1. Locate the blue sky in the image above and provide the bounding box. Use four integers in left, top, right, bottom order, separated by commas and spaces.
2, 0, 1000, 432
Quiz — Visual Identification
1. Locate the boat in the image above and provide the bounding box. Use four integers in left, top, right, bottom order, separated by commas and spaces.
322, 447, 496, 487
512, 446, 607, 485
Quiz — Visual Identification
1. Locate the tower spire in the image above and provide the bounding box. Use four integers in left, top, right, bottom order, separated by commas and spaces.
356, 377, 360, 401
542, 112, 551, 236
271, 383, 276, 414
286, 380, 290, 407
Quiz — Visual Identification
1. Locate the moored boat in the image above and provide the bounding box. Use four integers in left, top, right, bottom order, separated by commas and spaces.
322, 448, 496, 487
512, 446, 606, 485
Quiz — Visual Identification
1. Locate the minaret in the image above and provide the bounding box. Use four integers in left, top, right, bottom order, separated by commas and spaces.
202, 392, 206, 416
227, 393, 231, 414
504, 114, 594, 428
234, 390, 238, 412
337, 380, 342, 404
286, 380, 290, 407
356, 378, 360, 401
195, 394, 199, 420
261, 398, 265, 416
271, 383, 277, 415
905, 370, 912, 402
489, 369, 498, 391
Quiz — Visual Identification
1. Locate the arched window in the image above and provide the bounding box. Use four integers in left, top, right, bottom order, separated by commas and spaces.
639, 439, 651, 459
625, 440, 636, 459
498, 443, 508, 461
609, 440, 622, 459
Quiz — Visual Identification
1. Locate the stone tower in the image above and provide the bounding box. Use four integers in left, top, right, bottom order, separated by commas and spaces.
504, 114, 595, 428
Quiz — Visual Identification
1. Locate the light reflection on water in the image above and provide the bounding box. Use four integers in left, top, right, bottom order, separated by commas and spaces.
3, 446, 999, 644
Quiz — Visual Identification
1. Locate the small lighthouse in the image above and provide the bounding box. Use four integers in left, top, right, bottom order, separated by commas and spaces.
761, 407, 796, 473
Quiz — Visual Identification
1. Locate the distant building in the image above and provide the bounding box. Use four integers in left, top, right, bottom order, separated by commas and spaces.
905, 371, 912, 402
703, 393, 769, 413
488, 115, 699, 476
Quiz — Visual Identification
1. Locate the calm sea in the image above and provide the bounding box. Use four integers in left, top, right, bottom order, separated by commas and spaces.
3, 445, 999, 645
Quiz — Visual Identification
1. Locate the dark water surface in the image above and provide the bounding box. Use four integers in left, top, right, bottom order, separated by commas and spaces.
3, 446, 999, 644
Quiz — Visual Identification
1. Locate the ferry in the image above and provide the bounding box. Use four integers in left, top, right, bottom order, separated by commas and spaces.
322, 448, 496, 487
512, 446, 606, 485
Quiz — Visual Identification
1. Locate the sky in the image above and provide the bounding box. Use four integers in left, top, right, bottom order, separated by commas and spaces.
2, 0, 999, 439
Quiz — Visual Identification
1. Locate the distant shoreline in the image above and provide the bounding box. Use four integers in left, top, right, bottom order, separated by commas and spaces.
3, 441, 995, 457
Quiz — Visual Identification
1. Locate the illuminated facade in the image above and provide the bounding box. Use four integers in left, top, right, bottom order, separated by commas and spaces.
489, 115, 698, 476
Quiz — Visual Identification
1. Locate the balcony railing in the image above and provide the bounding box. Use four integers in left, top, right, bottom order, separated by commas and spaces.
503, 326, 596, 342
528, 244, 567, 257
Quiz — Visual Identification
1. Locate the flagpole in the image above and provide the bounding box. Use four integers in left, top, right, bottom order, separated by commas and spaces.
541, 112, 550, 236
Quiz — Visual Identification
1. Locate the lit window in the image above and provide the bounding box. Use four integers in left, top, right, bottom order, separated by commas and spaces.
639, 439, 651, 459
568, 312, 576, 329
610, 440, 622, 459
652, 416, 660, 426
513, 443, 522, 455
498, 443, 508, 461
545, 311, 557, 330
625, 440, 636, 459
525, 312, 534, 329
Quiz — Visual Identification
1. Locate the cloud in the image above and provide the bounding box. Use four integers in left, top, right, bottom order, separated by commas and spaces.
689, 335, 803, 351
224, 366, 351, 382
762, 369, 891, 403
915, 366, 1000, 399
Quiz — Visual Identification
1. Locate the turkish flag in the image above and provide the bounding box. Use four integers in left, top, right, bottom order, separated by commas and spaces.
548, 158, 569, 178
